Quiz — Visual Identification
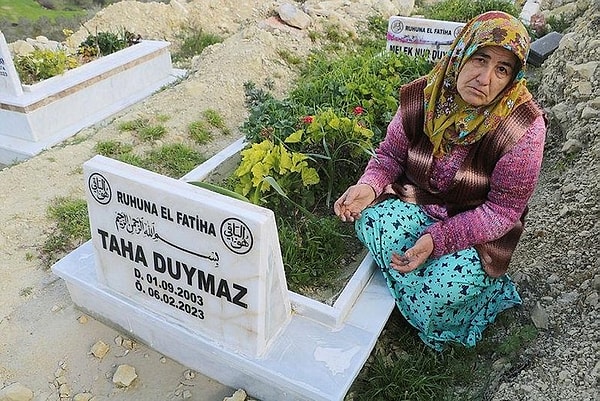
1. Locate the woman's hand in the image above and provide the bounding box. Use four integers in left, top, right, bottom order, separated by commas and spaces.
334, 184, 376, 222
391, 234, 433, 273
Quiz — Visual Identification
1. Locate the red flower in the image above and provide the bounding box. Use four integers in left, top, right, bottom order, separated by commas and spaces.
353, 106, 364, 116
302, 115, 314, 124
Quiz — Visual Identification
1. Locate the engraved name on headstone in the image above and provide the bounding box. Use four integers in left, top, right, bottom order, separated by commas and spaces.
386, 16, 465, 62
84, 155, 291, 358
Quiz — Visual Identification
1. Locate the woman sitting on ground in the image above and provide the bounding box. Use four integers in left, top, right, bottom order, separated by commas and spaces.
334, 11, 546, 351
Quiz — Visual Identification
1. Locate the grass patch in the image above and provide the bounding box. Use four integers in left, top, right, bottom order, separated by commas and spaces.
278, 215, 358, 292
118, 117, 167, 141
173, 28, 223, 62
118, 118, 150, 132
349, 309, 538, 400
202, 109, 228, 132
138, 125, 167, 141
188, 121, 212, 144
95, 140, 206, 178
419, 0, 519, 22
40, 196, 90, 267
95, 140, 134, 158
277, 49, 303, 66
188, 109, 230, 144
143, 143, 206, 178
0, 0, 84, 22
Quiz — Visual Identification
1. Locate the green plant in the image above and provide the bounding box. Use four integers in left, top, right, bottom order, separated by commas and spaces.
285, 108, 375, 206
290, 48, 431, 141
138, 125, 167, 141
118, 117, 149, 132
496, 324, 538, 356
173, 28, 223, 61
277, 49, 303, 66
95, 140, 134, 158
188, 121, 212, 144
420, 0, 519, 22
40, 197, 90, 267
241, 81, 304, 144
144, 143, 206, 178
278, 214, 357, 290
555, 151, 578, 173
202, 109, 228, 132
20, 286, 34, 297
233, 140, 320, 211
117, 117, 167, 141
14, 48, 79, 84
546, 14, 571, 34
78, 28, 141, 58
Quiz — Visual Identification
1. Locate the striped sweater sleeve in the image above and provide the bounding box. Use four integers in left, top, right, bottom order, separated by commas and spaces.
424, 115, 547, 257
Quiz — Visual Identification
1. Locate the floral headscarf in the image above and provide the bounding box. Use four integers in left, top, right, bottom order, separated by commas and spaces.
423, 11, 532, 157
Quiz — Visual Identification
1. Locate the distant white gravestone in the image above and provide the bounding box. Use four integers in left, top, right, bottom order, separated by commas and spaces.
84, 155, 291, 358
386, 16, 465, 62
0, 32, 23, 97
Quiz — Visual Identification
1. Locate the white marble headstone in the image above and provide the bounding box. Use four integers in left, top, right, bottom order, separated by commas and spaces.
386, 16, 465, 62
0, 32, 23, 97
83, 155, 291, 358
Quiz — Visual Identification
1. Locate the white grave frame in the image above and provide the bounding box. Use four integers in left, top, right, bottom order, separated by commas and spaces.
0, 32, 185, 166
53, 141, 395, 401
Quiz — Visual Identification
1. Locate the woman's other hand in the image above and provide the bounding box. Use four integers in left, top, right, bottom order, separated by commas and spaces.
390, 234, 433, 273
334, 184, 376, 222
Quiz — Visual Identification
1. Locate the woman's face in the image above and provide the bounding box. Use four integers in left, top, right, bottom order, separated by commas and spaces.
456, 45, 518, 107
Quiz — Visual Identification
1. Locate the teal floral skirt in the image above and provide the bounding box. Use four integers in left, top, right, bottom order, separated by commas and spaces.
355, 198, 522, 351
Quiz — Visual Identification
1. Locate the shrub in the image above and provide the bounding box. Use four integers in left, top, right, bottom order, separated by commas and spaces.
173, 28, 223, 61
233, 140, 320, 212
290, 49, 431, 142
285, 108, 375, 207
78, 28, 141, 58
14, 48, 79, 84
241, 82, 304, 144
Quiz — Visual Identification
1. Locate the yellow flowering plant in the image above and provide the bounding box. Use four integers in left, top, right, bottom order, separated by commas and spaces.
233, 140, 320, 211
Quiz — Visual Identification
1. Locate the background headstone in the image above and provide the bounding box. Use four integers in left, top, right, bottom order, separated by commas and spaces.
386, 16, 465, 62
0, 32, 23, 97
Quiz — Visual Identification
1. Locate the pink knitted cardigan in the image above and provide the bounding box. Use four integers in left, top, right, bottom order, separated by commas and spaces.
358, 102, 546, 260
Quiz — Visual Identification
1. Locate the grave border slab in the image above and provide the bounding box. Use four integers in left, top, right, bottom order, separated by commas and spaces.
53, 139, 396, 400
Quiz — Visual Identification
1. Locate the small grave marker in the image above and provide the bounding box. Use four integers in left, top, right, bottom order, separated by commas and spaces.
84, 155, 291, 358
0, 32, 23, 97
386, 16, 465, 62
528, 31, 563, 67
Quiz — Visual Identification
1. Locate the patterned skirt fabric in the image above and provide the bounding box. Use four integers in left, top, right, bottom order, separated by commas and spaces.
355, 198, 522, 351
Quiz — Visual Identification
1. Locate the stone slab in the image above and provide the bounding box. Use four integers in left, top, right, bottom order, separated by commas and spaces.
0, 32, 23, 97
528, 31, 563, 67
84, 155, 292, 358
